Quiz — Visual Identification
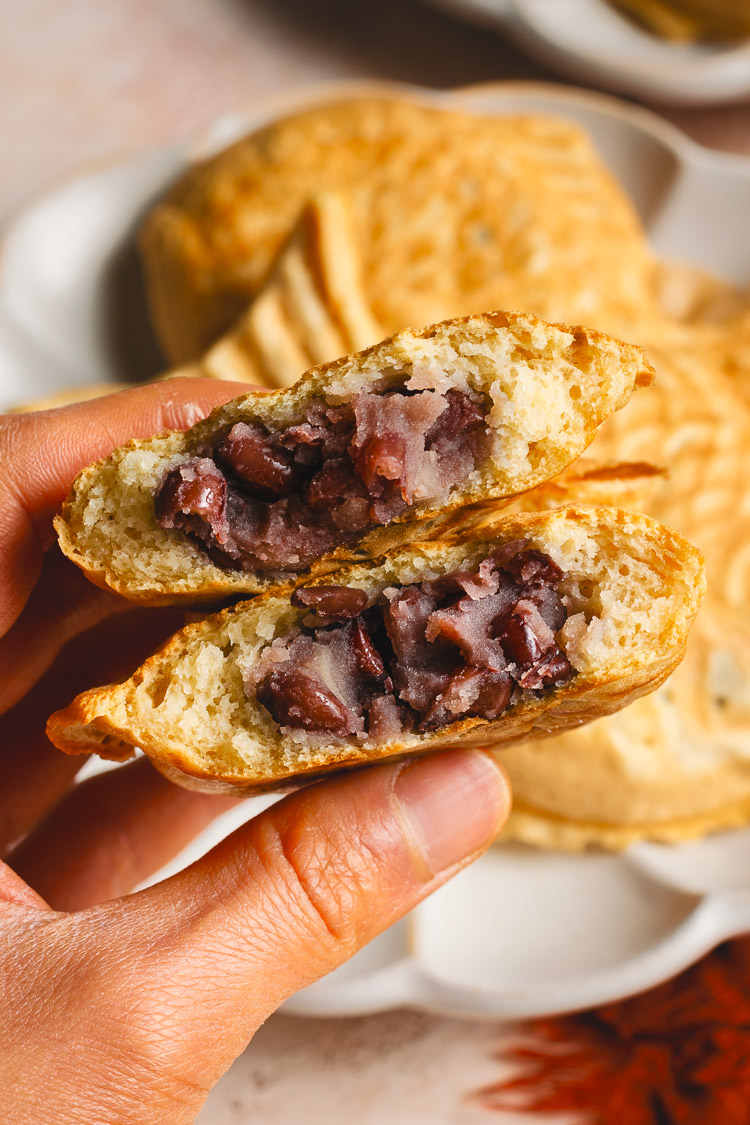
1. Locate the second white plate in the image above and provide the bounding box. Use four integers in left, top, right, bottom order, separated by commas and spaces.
426, 0, 750, 105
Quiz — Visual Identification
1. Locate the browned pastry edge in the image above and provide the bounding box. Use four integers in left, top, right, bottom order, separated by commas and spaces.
47, 506, 705, 796
54, 309, 653, 606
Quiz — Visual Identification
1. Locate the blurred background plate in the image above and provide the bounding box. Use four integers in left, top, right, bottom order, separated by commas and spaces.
3, 79, 750, 1018
425, 0, 750, 105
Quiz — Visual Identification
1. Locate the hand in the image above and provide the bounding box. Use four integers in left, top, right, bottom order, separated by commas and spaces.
0, 380, 510, 1125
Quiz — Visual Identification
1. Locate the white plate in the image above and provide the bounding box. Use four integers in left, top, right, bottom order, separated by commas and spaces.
426, 0, 750, 106
4, 80, 750, 1020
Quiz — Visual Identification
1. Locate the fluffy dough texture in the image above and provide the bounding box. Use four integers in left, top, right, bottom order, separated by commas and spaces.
54, 311, 652, 605
139, 96, 658, 364
47, 507, 705, 795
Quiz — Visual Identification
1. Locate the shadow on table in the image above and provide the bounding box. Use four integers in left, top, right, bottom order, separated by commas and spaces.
241, 0, 550, 89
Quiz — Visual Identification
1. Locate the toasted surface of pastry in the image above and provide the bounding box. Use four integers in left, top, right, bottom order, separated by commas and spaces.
55, 311, 652, 605
500, 794, 750, 851
498, 327, 750, 847
171, 192, 382, 389
513, 458, 666, 514
139, 96, 657, 364
47, 507, 705, 795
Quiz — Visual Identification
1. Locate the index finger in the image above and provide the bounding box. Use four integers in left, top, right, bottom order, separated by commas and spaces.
0, 377, 249, 636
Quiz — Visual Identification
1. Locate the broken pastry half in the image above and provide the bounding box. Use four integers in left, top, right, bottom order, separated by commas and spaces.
47, 507, 705, 796
54, 311, 653, 605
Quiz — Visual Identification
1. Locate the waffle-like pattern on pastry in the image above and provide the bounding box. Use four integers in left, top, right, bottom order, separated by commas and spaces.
139, 97, 657, 364
706, 308, 750, 412
173, 192, 382, 389
8, 194, 382, 410
500, 325, 750, 846
513, 458, 666, 513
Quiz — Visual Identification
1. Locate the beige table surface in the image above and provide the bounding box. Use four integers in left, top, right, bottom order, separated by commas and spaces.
3, 1, 748, 1122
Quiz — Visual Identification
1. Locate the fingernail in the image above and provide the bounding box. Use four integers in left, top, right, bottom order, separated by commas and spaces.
394, 750, 509, 877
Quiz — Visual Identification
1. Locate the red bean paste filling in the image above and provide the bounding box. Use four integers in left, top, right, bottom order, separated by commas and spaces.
154, 386, 489, 572
254, 541, 575, 740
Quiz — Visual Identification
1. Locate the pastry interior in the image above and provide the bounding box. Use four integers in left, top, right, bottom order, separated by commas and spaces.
249, 540, 574, 742
154, 384, 489, 573
52, 509, 701, 789
136, 515, 697, 774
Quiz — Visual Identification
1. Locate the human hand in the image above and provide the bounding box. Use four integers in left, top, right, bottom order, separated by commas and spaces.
0, 381, 510, 1125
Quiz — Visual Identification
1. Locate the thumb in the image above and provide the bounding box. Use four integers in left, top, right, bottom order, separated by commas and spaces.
118, 750, 509, 1090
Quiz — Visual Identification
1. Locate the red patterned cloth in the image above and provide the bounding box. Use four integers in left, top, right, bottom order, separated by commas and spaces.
476, 939, 750, 1123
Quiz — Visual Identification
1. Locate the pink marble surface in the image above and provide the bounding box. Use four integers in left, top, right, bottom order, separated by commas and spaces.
196, 1012, 539, 1125
3, 1, 748, 1119
2, 0, 749, 224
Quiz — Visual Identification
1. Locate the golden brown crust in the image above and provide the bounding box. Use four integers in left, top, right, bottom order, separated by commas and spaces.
139, 96, 657, 364
499, 793, 750, 852
47, 506, 705, 795
492, 326, 750, 846
514, 459, 666, 514
165, 192, 383, 390
54, 310, 653, 606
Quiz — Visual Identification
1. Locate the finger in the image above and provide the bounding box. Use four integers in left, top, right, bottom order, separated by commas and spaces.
0, 550, 127, 717
0, 606, 184, 853
0, 860, 49, 908
8, 758, 239, 911
113, 750, 510, 1091
0, 377, 250, 636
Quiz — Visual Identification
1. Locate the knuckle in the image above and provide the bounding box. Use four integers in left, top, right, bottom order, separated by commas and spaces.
255, 815, 371, 955
268, 824, 347, 947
